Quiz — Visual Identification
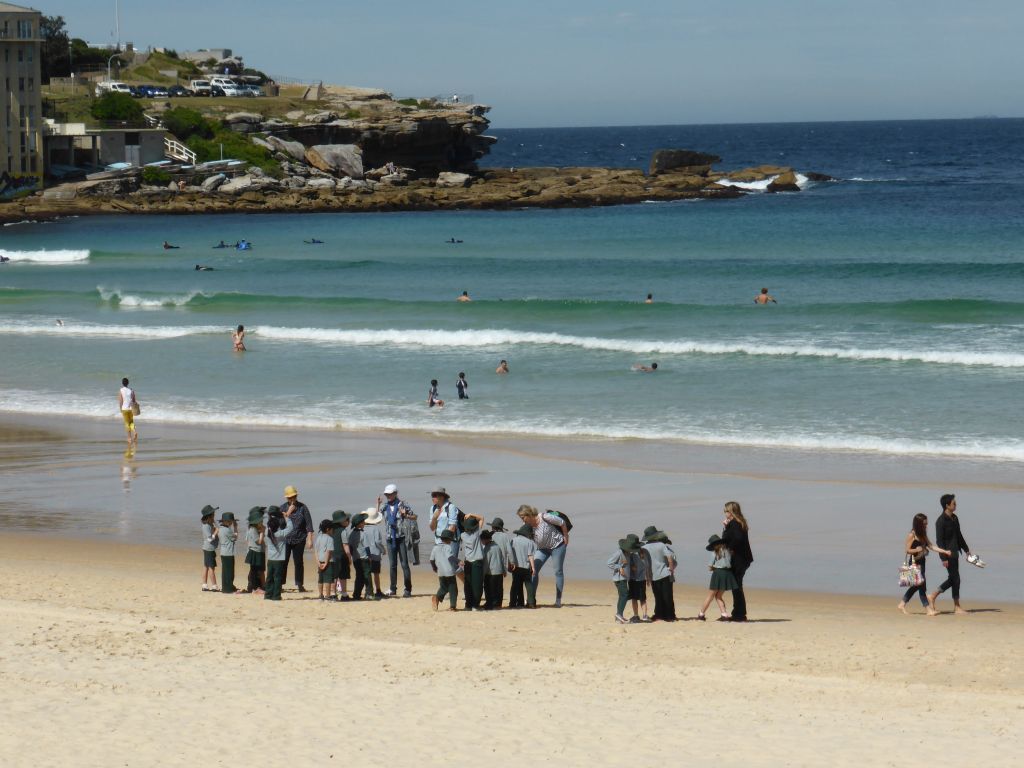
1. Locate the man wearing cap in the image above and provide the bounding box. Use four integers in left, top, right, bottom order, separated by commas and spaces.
378, 484, 416, 597
281, 485, 314, 592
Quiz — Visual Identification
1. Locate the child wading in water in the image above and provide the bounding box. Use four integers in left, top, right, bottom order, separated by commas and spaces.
427, 379, 445, 408
242, 506, 266, 594
201, 505, 219, 591
698, 534, 739, 621
456, 372, 469, 400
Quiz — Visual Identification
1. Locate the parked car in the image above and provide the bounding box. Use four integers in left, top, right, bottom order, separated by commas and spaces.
138, 85, 169, 98
189, 79, 212, 96
242, 84, 264, 97
167, 85, 191, 98
209, 76, 247, 97
96, 81, 133, 96
210, 85, 226, 97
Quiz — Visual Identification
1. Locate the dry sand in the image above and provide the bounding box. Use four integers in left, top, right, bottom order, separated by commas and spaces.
1, 534, 1021, 767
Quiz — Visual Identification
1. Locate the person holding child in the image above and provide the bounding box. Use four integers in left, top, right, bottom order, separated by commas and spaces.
430, 529, 459, 611
200, 505, 219, 592
698, 534, 739, 621
264, 506, 294, 601
218, 512, 239, 594
242, 507, 266, 594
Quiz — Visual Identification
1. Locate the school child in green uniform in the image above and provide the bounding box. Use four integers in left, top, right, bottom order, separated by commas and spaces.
242, 506, 266, 594
348, 513, 371, 600
458, 514, 487, 610
607, 539, 634, 624
627, 533, 651, 623
643, 527, 678, 622
482, 530, 507, 609
698, 534, 739, 621
490, 517, 513, 566
264, 506, 294, 601
331, 510, 351, 600
362, 508, 386, 600
218, 512, 239, 594
430, 529, 459, 611
509, 524, 538, 608
200, 504, 219, 591
315, 520, 335, 600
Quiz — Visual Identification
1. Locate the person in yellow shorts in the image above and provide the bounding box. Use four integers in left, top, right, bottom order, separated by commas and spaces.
118, 377, 140, 446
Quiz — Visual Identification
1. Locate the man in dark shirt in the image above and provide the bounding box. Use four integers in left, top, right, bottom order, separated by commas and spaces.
280, 485, 314, 592
929, 493, 971, 615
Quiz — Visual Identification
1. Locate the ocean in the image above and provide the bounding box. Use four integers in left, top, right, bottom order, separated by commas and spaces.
1, 118, 1023, 462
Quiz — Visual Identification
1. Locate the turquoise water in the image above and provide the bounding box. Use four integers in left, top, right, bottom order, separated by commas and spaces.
1, 120, 1023, 462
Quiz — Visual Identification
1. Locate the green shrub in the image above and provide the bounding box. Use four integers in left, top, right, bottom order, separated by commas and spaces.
186, 130, 280, 176
396, 97, 420, 108
163, 107, 215, 141
142, 166, 172, 185
91, 92, 144, 122
344, 109, 361, 119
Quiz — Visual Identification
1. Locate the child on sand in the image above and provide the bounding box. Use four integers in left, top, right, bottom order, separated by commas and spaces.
331, 510, 351, 600
608, 538, 634, 624
627, 534, 651, 623
458, 513, 487, 610
264, 506, 293, 601
431, 529, 459, 611
363, 507, 386, 600
201, 505, 219, 591
348, 513, 371, 600
315, 520, 335, 601
218, 512, 239, 594
242, 507, 266, 594
481, 529, 507, 609
698, 534, 739, 621
643, 526, 677, 622
509, 524, 538, 608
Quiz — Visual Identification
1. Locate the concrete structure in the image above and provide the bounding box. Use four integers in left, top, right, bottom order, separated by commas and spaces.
182, 48, 231, 63
1, 2, 43, 198
43, 120, 168, 174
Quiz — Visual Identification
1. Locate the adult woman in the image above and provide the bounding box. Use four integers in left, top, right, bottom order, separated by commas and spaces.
720, 501, 753, 622
517, 504, 568, 607
899, 513, 950, 616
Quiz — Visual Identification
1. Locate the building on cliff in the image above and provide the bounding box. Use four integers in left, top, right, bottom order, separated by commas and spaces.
0, 2, 43, 198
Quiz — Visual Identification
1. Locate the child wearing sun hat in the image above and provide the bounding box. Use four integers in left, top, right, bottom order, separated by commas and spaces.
315, 519, 336, 601
242, 507, 266, 594
218, 512, 239, 594
331, 510, 351, 600
201, 505, 219, 592
430, 529, 459, 611
509, 524, 538, 608
607, 538, 635, 624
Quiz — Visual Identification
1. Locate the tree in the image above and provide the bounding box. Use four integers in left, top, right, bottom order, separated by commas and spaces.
91, 93, 144, 122
40, 15, 71, 82
162, 108, 215, 141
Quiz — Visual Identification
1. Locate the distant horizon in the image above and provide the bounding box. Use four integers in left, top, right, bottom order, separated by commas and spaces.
486, 114, 1023, 131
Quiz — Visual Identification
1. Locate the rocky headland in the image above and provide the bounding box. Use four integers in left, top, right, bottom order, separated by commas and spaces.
3, 87, 831, 223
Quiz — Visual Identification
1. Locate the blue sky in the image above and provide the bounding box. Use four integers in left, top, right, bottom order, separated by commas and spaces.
58, 0, 1023, 128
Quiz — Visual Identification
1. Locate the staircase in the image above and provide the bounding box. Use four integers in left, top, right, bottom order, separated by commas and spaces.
164, 137, 197, 165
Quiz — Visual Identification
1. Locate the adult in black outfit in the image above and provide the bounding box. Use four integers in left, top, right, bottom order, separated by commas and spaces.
280, 485, 314, 593
721, 500, 753, 622
929, 493, 972, 615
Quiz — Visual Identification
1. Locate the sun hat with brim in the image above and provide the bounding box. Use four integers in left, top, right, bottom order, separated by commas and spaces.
645, 530, 670, 544
201, 504, 219, 518
625, 533, 641, 546
247, 508, 265, 525
364, 507, 383, 525
430, 487, 449, 498
491, 517, 505, 531
332, 510, 350, 524
284, 485, 298, 498
643, 525, 660, 539
462, 517, 480, 533
619, 538, 641, 553
266, 505, 282, 517
514, 524, 534, 538
384, 484, 398, 495
439, 529, 455, 542
351, 513, 368, 527
706, 534, 725, 551
249, 506, 266, 517
219, 512, 236, 523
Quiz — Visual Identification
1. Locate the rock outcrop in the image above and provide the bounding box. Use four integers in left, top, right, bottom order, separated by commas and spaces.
649, 149, 722, 176
304, 144, 364, 179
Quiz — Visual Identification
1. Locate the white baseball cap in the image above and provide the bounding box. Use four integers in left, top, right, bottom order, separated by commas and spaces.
384, 483, 398, 494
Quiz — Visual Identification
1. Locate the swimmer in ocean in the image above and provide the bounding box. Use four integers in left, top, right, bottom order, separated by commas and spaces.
214, 240, 227, 249
645, 293, 653, 304
496, 360, 509, 375
632, 362, 658, 372
195, 264, 215, 271
163, 241, 179, 250
55, 319, 64, 327
232, 325, 246, 352
427, 379, 445, 408
457, 291, 472, 302
754, 288, 777, 304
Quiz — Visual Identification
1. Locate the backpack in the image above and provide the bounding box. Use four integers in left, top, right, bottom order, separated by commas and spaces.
548, 510, 573, 532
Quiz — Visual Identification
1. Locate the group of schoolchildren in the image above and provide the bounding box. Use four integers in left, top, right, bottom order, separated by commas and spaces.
607, 527, 740, 624
198, 493, 548, 611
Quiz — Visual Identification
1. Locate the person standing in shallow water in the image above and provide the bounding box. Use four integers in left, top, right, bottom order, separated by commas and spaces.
232, 325, 246, 352
720, 501, 753, 621
496, 360, 509, 375
456, 372, 469, 400
117, 377, 139, 446
754, 288, 777, 304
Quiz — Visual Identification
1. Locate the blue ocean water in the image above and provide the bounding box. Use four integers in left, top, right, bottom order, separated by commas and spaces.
1, 119, 1023, 461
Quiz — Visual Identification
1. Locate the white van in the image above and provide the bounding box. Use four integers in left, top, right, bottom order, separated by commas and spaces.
189, 79, 212, 96
96, 81, 133, 95
209, 76, 246, 97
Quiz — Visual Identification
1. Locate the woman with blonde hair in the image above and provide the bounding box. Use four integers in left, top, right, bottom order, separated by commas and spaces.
517, 504, 569, 607
720, 501, 753, 621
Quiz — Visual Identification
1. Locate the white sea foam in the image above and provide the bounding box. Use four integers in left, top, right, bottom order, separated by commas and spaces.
0, 319, 219, 339
848, 177, 908, 182
0, 249, 89, 264
713, 173, 811, 192
97, 287, 209, 309
252, 326, 1024, 368
2, 390, 1022, 462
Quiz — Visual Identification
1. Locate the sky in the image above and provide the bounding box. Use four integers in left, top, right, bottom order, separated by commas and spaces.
54, 0, 1024, 128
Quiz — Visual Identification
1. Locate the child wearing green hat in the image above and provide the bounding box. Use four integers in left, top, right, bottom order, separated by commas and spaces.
315, 520, 336, 601
627, 534, 651, 623
264, 506, 294, 601
509, 524, 538, 608
200, 505, 219, 591
607, 539, 634, 624
430, 529, 459, 610
458, 513, 487, 610
481, 530, 507, 609
218, 512, 239, 594
698, 534, 739, 621
348, 513, 371, 600
331, 511, 351, 600
242, 507, 266, 594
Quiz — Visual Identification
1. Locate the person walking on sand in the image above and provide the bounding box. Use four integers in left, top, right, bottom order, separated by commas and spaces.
720, 501, 753, 621
518, 505, 569, 607
698, 534, 739, 621
898, 513, 950, 616
117, 377, 140, 446
378, 484, 415, 597
232, 325, 246, 352
496, 360, 509, 375
754, 288, 777, 305
280, 485, 314, 593
929, 494, 973, 615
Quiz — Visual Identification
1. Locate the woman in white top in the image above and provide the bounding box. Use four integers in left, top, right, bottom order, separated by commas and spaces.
117, 377, 139, 445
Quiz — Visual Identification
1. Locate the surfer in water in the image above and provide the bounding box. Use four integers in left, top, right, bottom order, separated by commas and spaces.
214, 240, 228, 249
163, 241, 179, 250
232, 325, 246, 352
55, 319, 64, 327
195, 264, 215, 271
754, 288, 777, 305
632, 362, 658, 372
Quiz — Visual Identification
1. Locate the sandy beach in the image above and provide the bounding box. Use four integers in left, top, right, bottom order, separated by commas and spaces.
1, 533, 1021, 767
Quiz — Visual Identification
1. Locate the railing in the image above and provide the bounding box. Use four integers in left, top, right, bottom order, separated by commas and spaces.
144, 114, 164, 129
432, 94, 475, 106
165, 137, 196, 164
